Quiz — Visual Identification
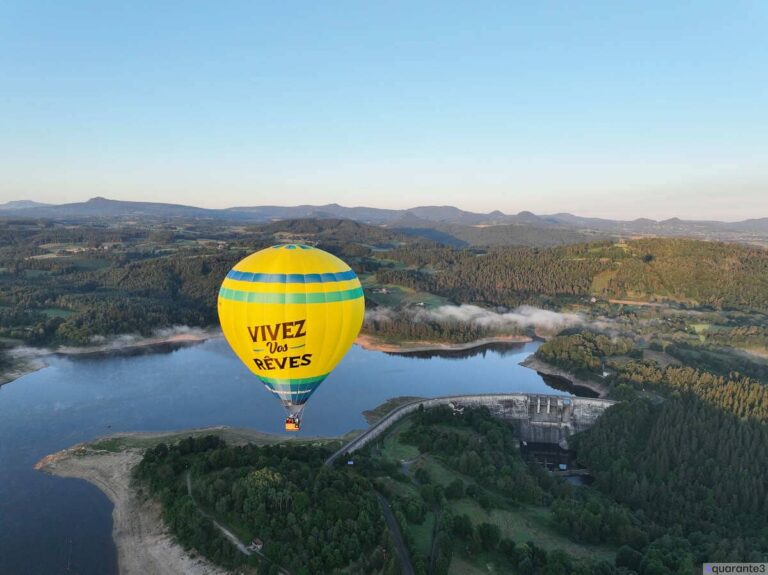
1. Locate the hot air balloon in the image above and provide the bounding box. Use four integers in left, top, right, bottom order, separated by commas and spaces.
218, 244, 365, 431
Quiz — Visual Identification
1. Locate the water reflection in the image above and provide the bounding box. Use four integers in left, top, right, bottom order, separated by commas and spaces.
539, 373, 600, 398
385, 341, 528, 360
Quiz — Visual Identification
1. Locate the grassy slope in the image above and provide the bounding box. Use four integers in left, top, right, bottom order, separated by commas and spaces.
374, 416, 616, 573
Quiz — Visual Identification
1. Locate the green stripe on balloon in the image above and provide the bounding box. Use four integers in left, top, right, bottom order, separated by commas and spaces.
258, 373, 329, 386
218, 286, 364, 304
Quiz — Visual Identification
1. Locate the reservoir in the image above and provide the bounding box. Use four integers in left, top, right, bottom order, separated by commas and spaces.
0, 338, 585, 574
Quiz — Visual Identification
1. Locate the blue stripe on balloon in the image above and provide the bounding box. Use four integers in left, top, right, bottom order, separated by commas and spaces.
226, 269, 357, 284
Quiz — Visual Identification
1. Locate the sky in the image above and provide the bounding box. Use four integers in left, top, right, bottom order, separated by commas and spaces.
1, 1, 766, 220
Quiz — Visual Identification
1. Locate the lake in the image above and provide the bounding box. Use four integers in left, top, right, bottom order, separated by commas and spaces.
0, 338, 581, 574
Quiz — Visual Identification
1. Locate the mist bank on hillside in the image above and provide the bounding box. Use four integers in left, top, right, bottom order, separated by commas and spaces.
366, 304, 585, 333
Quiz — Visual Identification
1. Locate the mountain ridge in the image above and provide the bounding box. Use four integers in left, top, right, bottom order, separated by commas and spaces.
2, 196, 767, 237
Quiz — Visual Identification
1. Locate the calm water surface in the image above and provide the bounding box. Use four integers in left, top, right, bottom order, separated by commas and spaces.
0, 338, 577, 574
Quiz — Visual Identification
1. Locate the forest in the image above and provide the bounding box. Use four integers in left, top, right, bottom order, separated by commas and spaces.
135, 436, 399, 574
532, 329, 768, 568
5, 216, 768, 573
536, 332, 636, 378
350, 403, 761, 574
376, 244, 613, 308
571, 397, 768, 563
362, 310, 523, 343
2, 217, 768, 347
536, 331, 768, 419
134, 397, 768, 574
0, 218, 410, 345
394, 402, 767, 570
376, 239, 768, 310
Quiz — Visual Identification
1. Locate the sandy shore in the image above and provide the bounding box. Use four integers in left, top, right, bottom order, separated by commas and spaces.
34, 426, 355, 574
519, 356, 609, 398
36, 447, 229, 575
356, 333, 532, 353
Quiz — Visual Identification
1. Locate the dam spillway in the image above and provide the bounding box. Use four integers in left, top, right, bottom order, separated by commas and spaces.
325, 393, 616, 465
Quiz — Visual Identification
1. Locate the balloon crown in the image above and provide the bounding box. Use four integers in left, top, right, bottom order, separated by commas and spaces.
271, 244, 314, 250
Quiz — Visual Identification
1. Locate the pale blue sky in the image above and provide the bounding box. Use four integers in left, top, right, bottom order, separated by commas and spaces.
1, 1, 766, 219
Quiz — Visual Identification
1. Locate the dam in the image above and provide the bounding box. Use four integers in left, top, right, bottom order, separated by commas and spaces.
325, 393, 616, 465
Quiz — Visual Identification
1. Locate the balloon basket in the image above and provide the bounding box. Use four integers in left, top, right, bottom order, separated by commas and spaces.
284, 417, 301, 432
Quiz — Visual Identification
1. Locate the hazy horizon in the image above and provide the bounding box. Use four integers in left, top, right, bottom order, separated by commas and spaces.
2, 1, 767, 220
3, 194, 768, 223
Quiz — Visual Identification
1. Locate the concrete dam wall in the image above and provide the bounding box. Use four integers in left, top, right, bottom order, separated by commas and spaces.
325, 394, 616, 465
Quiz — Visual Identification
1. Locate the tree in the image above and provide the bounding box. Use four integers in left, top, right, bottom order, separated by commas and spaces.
616, 545, 643, 572
477, 522, 501, 550
445, 479, 465, 499
452, 514, 473, 539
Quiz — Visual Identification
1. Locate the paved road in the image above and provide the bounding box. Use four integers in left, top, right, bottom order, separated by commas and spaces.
376, 492, 414, 575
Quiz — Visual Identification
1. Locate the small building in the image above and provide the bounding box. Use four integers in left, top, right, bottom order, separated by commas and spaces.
250, 538, 264, 552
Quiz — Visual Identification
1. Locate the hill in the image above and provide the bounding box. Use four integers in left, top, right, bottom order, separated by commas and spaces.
3, 197, 767, 246
375, 238, 768, 310
0, 200, 51, 210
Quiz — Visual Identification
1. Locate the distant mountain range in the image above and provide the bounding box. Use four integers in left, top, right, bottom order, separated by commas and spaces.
0, 200, 52, 210
2, 197, 767, 245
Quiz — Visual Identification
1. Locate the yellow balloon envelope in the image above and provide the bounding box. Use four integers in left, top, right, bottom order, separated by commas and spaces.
218, 244, 364, 428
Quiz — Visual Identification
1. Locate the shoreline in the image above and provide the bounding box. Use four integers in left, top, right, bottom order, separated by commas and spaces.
519, 356, 609, 398
355, 333, 532, 353
36, 445, 229, 575
35, 426, 354, 575
0, 329, 221, 388
0, 356, 48, 387
54, 329, 221, 358
3, 328, 533, 387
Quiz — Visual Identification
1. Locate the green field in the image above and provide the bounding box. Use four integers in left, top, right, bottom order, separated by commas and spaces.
378, 420, 420, 461
23, 269, 51, 278
642, 349, 681, 368
372, 413, 617, 573
376, 475, 420, 499
451, 499, 615, 562
590, 268, 617, 294
409, 511, 436, 557
415, 454, 471, 488
67, 257, 113, 270
41, 307, 75, 318
360, 273, 451, 309
447, 555, 492, 575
